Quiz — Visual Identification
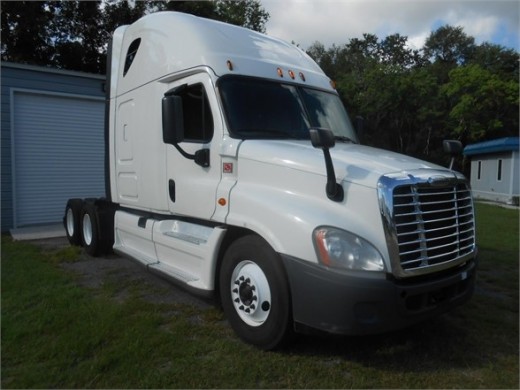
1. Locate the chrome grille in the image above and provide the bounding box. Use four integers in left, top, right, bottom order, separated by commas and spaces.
394, 183, 475, 270
378, 170, 476, 278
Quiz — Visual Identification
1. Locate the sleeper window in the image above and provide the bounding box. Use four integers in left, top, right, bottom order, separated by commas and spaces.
123, 38, 141, 77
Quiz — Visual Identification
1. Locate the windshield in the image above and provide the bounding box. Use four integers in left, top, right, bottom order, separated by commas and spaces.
218, 76, 357, 142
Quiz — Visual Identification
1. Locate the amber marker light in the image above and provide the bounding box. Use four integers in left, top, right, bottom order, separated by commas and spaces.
277, 67, 284, 77
226, 60, 234, 71
218, 198, 227, 206
288, 70, 295, 79
330, 79, 337, 89
314, 229, 332, 267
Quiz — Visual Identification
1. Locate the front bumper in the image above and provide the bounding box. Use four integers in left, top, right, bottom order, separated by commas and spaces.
282, 255, 477, 335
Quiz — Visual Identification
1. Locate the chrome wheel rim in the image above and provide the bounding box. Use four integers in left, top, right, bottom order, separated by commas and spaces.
82, 214, 92, 246
230, 260, 271, 327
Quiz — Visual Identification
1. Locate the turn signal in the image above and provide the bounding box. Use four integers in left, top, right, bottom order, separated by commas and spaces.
218, 198, 227, 206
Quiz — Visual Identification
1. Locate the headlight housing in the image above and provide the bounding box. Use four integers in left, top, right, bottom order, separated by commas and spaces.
313, 226, 385, 271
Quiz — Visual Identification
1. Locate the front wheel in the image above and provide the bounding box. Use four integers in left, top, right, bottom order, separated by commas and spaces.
219, 235, 292, 350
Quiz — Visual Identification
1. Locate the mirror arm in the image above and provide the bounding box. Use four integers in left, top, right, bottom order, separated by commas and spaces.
322, 148, 344, 202
173, 144, 210, 168
448, 156, 455, 171
309, 128, 344, 202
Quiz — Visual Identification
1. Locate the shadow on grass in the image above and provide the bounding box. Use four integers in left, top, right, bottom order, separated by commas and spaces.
283, 291, 517, 375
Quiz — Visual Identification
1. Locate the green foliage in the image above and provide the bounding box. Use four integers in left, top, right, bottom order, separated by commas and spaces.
307, 25, 518, 165
423, 25, 476, 65
216, 0, 270, 33
443, 64, 519, 142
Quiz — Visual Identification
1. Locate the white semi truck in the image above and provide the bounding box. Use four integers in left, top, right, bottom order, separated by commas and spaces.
64, 12, 477, 349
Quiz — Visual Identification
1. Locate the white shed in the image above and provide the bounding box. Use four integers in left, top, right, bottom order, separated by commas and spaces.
463, 137, 519, 205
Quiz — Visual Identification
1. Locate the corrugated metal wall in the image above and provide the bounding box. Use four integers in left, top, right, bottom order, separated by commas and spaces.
1, 63, 106, 230
12, 91, 105, 226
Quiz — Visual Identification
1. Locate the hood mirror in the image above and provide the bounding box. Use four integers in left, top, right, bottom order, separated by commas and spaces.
310, 128, 344, 202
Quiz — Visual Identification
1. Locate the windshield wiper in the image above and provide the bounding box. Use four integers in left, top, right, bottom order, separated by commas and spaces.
236, 128, 308, 140
334, 135, 356, 144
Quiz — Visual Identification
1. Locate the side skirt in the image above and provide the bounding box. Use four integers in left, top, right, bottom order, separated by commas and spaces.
113, 210, 227, 294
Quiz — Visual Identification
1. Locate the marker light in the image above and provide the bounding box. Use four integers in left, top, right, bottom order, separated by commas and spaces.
226, 60, 233, 71
330, 79, 337, 89
288, 70, 295, 79
299, 72, 306, 82
218, 198, 227, 206
277, 67, 284, 77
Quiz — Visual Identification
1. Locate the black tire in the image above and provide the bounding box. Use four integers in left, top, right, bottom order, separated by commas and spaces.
219, 235, 292, 350
64, 199, 84, 246
80, 203, 104, 257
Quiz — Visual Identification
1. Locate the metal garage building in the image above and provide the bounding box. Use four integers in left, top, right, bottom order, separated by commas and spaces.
1, 62, 106, 231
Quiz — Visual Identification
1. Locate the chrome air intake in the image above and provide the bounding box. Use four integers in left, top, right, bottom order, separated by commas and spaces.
378, 170, 476, 278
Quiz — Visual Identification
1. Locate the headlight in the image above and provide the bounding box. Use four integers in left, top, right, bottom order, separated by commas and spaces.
313, 227, 385, 271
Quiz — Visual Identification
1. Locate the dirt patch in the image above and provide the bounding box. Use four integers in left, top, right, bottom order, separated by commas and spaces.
29, 237, 213, 309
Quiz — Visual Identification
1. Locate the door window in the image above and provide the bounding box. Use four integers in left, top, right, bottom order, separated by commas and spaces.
178, 83, 214, 143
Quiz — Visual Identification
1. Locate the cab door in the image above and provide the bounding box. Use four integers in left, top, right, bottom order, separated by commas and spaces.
164, 74, 223, 220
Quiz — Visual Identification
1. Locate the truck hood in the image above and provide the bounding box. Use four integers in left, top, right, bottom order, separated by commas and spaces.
238, 140, 448, 189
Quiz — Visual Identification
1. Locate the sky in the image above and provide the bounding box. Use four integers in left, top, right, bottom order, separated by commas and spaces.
261, 0, 520, 51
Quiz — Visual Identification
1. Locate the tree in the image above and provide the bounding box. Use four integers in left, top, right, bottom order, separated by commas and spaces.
1, 1, 56, 66
53, 1, 107, 72
470, 42, 519, 80
216, 0, 269, 33
423, 25, 476, 65
443, 64, 519, 143
1, 0, 270, 74
423, 25, 476, 84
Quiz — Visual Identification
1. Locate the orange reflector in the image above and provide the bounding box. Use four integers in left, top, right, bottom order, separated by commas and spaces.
314, 229, 331, 267
226, 60, 233, 71
330, 79, 337, 89
277, 67, 284, 77
299, 72, 306, 82
218, 198, 227, 206
288, 70, 295, 79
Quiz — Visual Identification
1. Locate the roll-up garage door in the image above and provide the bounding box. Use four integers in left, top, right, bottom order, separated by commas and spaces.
12, 91, 105, 227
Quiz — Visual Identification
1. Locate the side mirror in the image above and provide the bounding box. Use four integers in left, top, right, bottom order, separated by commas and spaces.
443, 140, 463, 170
162, 95, 184, 145
310, 127, 335, 149
309, 128, 344, 202
443, 140, 463, 155
162, 88, 210, 168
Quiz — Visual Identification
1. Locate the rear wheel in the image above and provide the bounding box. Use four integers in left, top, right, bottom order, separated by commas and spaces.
220, 235, 292, 350
64, 199, 83, 246
81, 203, 104, 257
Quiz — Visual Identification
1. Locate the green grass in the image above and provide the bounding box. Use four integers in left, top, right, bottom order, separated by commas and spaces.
1, 203, 518, 388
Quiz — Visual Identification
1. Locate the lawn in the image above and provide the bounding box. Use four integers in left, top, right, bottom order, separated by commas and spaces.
1, 202, 518, 388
